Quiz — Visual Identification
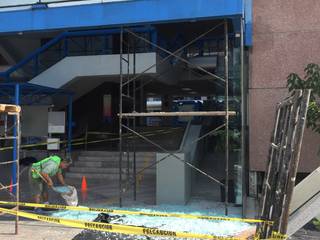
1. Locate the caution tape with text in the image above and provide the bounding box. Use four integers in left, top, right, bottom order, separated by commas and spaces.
0, 207, 239, 240
0, 201, 272, 225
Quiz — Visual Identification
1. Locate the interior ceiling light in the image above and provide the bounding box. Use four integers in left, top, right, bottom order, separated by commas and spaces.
190, 91, 198, 94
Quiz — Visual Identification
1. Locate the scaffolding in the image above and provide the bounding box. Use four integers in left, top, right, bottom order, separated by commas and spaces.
118, 18, 244, 216
0, 103, 21, 234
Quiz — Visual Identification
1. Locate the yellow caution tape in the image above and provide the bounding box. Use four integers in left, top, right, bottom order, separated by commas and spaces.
254, 231, 288, 240
0, 201, 272, 225
0, 207, 239, 240
270, 231, 287, 240
0, 137, 85, 151
0, 128, 180, 151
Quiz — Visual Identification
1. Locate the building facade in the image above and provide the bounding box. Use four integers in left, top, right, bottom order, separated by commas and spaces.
0, 0, 319, 210
249, 0, 320, 173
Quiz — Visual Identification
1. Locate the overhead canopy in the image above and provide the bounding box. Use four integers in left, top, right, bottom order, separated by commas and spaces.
0, 0, 252, 45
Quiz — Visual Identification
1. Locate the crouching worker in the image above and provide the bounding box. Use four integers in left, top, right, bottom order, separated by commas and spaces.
28, 155, 69, 204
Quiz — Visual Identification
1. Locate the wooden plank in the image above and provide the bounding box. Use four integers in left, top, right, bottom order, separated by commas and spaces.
235, 227, 256, 239
119, 111, 236, 117
290, 166, 320, 214
0, 104, 21, 113
287, 191, 320, 236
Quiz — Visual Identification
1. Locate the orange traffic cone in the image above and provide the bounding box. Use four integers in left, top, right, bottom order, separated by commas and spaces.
9, 178, 13, 193
81, 176, 88, 202
81, 176, 87, 192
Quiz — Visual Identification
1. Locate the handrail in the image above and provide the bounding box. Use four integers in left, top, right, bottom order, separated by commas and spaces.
178, 119, 192, 152
0, 26, 155, 81
0, 25, 231, 82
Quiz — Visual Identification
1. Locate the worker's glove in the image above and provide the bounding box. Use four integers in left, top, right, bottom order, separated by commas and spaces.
47, 181, 54, 188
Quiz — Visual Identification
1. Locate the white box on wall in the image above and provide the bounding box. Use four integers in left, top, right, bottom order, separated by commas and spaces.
47, 138, 60, 150
48, 111, 65, 133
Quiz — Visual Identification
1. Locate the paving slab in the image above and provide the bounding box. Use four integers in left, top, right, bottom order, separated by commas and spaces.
0, 220, 82, 240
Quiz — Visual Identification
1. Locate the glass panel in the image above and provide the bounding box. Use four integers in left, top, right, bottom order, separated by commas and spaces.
228, 23, 244, 208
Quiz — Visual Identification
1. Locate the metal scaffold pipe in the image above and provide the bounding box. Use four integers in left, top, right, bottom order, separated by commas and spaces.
120, 111, 236, 117
117, 20, 236, 215
122, 22, 225, 88
224, 19, 229, 216
0, 102, 21, 234
119, 27, 124, 207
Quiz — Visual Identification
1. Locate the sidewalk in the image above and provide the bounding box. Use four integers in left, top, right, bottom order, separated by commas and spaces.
0, 220, 82, 240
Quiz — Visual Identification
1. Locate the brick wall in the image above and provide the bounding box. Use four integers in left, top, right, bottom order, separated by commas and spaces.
249, 0, 320, 172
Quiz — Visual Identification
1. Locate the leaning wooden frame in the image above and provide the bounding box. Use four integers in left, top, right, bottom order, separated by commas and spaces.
0, 104, 21, 113
0, 103, 21, 235
257, 89, 311, 238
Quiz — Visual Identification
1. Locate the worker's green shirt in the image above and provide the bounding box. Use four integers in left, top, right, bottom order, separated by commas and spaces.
41, 160, 62, 176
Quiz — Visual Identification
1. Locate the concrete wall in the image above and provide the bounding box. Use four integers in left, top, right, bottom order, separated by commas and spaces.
21, 106, 49, 137
249, 0, 320, 172
156, 153, 186, 205
156, 125, 201, 205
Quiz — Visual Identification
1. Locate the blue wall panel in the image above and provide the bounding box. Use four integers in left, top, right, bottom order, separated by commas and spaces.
244, 0, 252, 46
0, 0, 243, 33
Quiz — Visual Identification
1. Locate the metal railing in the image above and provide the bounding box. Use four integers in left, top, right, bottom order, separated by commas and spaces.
0, 27, 155, 82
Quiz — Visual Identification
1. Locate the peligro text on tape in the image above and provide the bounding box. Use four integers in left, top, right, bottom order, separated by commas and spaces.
0, 207, 238, 240
0, 201, 272, 225
271, 231, 288, 240
254, 231, 288, 240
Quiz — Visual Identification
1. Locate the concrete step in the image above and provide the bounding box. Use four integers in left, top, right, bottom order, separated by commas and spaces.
65, 172, 119, 180
77, 155, 155, 162
65, 172, 156, 180
79, 151, 156, 157
74, 161, 155, 168
69, 167, 156, 174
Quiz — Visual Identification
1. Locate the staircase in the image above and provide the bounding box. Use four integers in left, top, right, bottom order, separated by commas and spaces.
66, 151, 156, 181
0, 27, 158, 102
